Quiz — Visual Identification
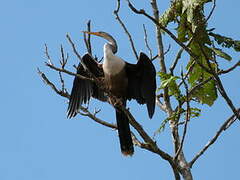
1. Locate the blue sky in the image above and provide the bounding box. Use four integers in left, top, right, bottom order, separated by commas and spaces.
0, 0, 240, 179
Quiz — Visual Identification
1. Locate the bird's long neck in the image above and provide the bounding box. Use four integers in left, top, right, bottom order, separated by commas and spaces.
103, 43, 125, 75
104, 43, 114, 60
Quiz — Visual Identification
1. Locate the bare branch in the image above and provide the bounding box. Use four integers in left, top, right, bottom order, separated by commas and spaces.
126, 0, 195, 58
131, 133, 152, 150
83, 20, 93, 55
175, 72, 190, 160
170, 48, 183, 75
143, 24, 153, 59
58, 71, 65, 92
151, 54, 159, 61
66, 34, 83, 62
205, 0, 216, 22
44, 44, 53, 65
178, 61, 195, 88
37, 68, 69, 98
164, 44, 171, 55
114, 0, 138, 60
150, 0, 166, 73
78, 108, 117, 129
46, 62, 93, 81
218, 60, 240, 74
60, 45, 68, 68
59, 45, 68, 92
215, 75, 240, 120
189, 108, 240, 167
156, 96, 168, 113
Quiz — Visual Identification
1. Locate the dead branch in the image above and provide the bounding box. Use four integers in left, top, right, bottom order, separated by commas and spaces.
175, 72, 190, 160
37, 68, 69, 98
170, 48, 183, 75
218, 60, 240, 74
205, 0, 216, 22
189, 108, 240, 167
143, 24, 153, 59
83, 20, 93, 55
114, 0, 138, 60
46, 62, 93, 81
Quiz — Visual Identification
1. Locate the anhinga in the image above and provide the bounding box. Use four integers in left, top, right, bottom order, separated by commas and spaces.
67, 31, 156, 156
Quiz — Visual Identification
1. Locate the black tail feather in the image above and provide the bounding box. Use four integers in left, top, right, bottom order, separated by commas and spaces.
115, 104, 134, 156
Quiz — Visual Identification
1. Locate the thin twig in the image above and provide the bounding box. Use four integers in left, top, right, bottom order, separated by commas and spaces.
83, 20, 93, 55
175, 71, 190, 160
114, 0, 138, 60
78, 108, 117, 129
151, 54, 159, 61
46, 62, 93, 81
170, 48, 183, 75
189, 108, 240, 167
44, 44, 53, 65
60, 45, 68, 68
178, 61, 195, 88
66, 34, 82, 62
143, 24, 153, 59
164, 44, 171, 55
218, 61, 240, 74
37, 68, 69, 98
126, 0, 195, 58
59, 45, 68, 92
156, 97, 168, 113
205, 0, 216, 22
131, 133, 152, 150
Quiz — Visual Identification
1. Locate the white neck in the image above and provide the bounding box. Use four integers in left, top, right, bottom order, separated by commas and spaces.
103, 43, 125, 75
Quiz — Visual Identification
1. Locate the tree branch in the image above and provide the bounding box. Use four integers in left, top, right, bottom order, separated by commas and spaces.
170, 48, 183, 75
114, 0, 138, 60
198, 43, 240, 120
37, 68, 69, 98
218, 60, 240, 74
83, 20, 93, 55
175, 72, 190, 160
205, 0, 216, 23
143, 24, 153, 60
46, 62, 93, 81
189, 108, 240, 167
126, 0, 195, 58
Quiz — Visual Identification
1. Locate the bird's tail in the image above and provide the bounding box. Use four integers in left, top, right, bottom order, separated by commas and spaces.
115, 103, 134, 156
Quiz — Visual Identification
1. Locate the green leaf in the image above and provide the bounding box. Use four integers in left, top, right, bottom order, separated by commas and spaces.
190, 79, 218, 106
154, 109, 184, 135
154, 117, 170, 135
157, 72, 182, 98
209, 32, 240, 52
210, 47, 232, 61
186, 42, 218, 106
159, 0, 183, 27
189, 108, 201, 118
177, 13, 188, 42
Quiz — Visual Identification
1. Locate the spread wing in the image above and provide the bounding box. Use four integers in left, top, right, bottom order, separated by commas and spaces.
67, 54, 106, 118
126, 52, 156, 118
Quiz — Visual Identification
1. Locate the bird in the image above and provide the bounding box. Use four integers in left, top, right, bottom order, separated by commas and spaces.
67, 31, 156, 156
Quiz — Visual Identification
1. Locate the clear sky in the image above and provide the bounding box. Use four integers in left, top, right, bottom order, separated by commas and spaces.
0, 0, 240, 179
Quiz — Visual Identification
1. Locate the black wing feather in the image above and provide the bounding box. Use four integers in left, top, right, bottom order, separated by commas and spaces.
126, 52, 156, 118
67, 54, 106, 118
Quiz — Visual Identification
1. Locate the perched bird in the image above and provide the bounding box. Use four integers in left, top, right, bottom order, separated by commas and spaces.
67, 31, 156, 156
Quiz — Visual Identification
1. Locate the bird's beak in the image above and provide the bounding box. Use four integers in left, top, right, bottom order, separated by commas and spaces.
82, 31, 102, 37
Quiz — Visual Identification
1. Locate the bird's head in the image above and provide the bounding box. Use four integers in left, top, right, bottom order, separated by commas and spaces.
82, 31, 118, 54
